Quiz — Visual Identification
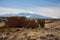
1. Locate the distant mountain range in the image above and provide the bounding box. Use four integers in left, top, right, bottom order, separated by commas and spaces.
0, 13, 58, 19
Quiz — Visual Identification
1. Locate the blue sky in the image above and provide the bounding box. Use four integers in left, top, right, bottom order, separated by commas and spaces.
0, 0, 60, 18
0, 0, 60, 8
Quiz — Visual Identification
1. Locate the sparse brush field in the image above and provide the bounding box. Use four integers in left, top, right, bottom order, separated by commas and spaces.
0, 27, 60, 40
0, 17, 60, 40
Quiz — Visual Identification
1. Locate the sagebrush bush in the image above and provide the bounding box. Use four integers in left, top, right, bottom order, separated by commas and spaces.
37, 19, 45, 28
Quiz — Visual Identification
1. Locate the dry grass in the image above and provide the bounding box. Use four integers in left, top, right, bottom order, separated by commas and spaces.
0, 27, 60, 40
0, 20, 60, 40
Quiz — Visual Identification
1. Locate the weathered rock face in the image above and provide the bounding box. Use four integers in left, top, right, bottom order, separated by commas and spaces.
26, 20, 39, 29
7, 17, 19, 28
1, 17, 39, 28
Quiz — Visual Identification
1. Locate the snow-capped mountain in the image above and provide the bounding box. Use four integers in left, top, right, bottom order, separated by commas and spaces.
17, 13, 53, 19
0, 13, 57, 19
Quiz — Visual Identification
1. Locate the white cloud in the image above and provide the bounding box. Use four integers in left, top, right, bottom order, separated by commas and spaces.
0, 7, 25, 14
0, 7, 33, 15
0, 7, 60, 18
27, 7, 60, 18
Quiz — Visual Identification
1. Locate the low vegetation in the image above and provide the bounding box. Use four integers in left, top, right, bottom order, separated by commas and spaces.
37, 19, 45, 28
0, 17, 60, 40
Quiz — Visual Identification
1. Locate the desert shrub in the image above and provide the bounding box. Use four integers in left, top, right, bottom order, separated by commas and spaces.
0, 29, 7, 33
0, 29, 12, 33
0, 20, 2, 22
37, 19, 45, 28
40, 36, 47, 40
7, 29, 12, 32
0, 17, 7, 22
